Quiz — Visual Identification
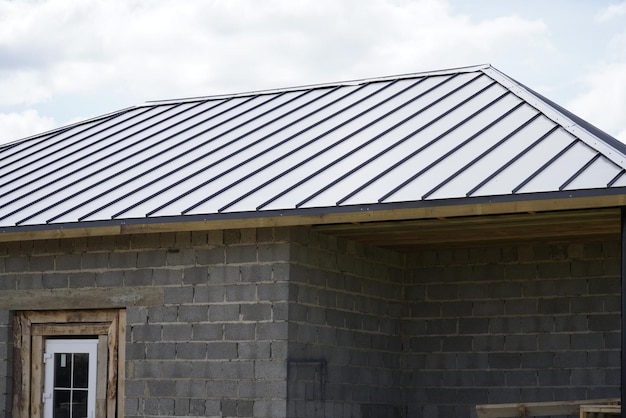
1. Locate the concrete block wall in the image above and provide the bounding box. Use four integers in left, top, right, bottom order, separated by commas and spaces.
0, 228, 622, 418
286, 227, 406, 418
403, 241, 622, 417
123, 228, 292, 418
0, 228, 293, 418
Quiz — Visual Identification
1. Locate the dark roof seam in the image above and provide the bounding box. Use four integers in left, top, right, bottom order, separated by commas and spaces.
0, 109, 131, 165
422, 104, 538, 200
335, 74, 490, 206
10, 96, 258, 225
608, 169, 626, 187
87, 88, 324, 220
0, 106, 152, 182
137, 84, 365, 218
0, 125, 73, 165
512, 139, 579, 194
418, 97, 525, 200
378, 85, 507, 203
290, 74, 487, 209
466, 125, 560, 197
0, 103, 191, 201
50, 92, 297, 224
0, 99, 228, 214
112, 85, 356, 218
486, 67, 626, 158
191, 79, 416, 214
255, 74, 477, 211
239, 77, 440, 212
558, 153, 602, 191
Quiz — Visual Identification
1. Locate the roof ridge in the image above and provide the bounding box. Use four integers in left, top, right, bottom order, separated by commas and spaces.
142, 64, 492, 106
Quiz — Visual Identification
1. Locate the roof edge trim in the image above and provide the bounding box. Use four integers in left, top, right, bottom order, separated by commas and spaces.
482, 66, 626, 169
1, 188, 625, 242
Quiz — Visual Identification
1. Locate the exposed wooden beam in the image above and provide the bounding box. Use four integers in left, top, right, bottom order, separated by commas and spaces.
314, 208, 620, 250
0, 287, 163, 311
476, 398, 619, 417
0, 194, 624, 243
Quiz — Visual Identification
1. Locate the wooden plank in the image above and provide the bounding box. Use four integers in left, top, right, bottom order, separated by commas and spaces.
96, 335, 108, 418
29, 335, 43, 418
476, 398, 620, 418
0, 287, 164, 311
13, 313, 31, 418
107, 315, 119, 418
0, 225, 121, 243
116, 310, 126, 418
580, 405, 621, 411
580, 404, 621, 417
25, 309, 119, 324
31, 323, 111, 336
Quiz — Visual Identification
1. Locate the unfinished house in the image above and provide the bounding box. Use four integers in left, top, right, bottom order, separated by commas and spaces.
0, 64, 624, 417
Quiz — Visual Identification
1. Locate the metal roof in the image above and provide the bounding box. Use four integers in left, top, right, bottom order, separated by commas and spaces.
1, 64, 626, 235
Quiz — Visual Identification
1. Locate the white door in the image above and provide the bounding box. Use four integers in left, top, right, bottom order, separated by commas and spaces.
43, 339, 98, 418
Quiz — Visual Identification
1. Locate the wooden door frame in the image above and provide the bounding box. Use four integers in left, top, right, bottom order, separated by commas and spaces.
12, 309, 126, 418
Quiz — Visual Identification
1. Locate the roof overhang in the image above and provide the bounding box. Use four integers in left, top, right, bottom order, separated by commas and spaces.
1, 190, 624, 246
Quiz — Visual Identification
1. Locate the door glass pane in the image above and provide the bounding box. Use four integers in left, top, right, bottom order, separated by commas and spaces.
73, 353, 90, 388
45, 339, 98, 418
54, 354, 71, 388
71, 390, 88, 418
53, 389, 71, 418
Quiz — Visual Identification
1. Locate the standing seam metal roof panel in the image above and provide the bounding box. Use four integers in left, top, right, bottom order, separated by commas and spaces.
1, 64, 625, 231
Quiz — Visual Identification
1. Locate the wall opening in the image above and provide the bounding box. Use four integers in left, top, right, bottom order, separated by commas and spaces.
12, 309, 125, 418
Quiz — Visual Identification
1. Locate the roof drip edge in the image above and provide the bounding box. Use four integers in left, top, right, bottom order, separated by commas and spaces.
2, 188, 626, 240
481, 66, 626, 169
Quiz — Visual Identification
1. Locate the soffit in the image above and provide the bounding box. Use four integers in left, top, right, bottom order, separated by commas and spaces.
313, 208, 620, 251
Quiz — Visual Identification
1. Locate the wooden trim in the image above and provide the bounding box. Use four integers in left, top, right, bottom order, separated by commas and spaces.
12, 309, 125, 418
29, 335, 43, 418
580, 404, 620, 416
116, 310, 126, 418
13, 313, 30, 418
476, 398, 620, 417
0, 193, 624, 243
22, 310, 119, 324
31, 323, 112, 336
0, 287, 163, 311
0, 225, 122, 243
97, 335, 108, 418
106, 315, 118, 417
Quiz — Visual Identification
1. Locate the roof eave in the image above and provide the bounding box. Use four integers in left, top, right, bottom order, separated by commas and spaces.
1, 188, 625, 243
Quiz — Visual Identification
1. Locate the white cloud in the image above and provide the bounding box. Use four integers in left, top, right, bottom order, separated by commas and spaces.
595, 1, 626, 22
0, 109, 56, 144
567, 62, 626, 142
0, 0, 572, 143
0, 0, 553, 105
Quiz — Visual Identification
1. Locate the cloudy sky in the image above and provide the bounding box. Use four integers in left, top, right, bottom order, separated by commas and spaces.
0, 0, 625, 145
